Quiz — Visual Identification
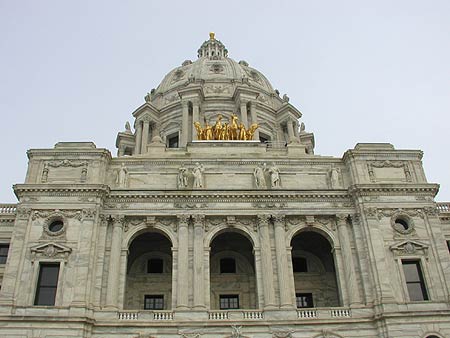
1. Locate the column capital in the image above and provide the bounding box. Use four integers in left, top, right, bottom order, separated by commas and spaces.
177, 214, 190, 227
257, 214, 271, 228
192, 214, 205, 227
272, 214, 286, 226
335, 214, 349, 226
109, 215, 125, 227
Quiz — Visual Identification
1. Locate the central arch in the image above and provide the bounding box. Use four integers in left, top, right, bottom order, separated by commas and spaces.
209, 231, 258, 309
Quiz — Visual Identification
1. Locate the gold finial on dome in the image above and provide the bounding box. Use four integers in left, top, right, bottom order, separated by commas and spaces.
209, 32, 215, 40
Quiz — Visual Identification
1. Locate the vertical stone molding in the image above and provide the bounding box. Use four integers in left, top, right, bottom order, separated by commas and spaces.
181, 101, 189, 147
176, 215, 190, 309
273, 215, 295, 308
336, 214, 361, 306
257, 214, 276, 308
141, 117, 150, 153
134, 120, 142, 155
192, 214, 206, 309
105, 215, 124, 308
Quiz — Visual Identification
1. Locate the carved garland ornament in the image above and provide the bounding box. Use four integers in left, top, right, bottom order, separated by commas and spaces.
367, 160, 412, 183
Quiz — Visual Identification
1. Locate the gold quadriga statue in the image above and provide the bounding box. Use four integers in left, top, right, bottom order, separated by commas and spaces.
194, 114, 258, 141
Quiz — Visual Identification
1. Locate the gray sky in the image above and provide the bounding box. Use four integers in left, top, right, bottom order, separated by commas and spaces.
1, 0, 449, 203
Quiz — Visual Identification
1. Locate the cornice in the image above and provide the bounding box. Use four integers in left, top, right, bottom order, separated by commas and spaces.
349, 184, 439, 197
343, 149, 423, 162
106, 189, 351, 204
27, 149, 112, 161
13, 184, 110, 198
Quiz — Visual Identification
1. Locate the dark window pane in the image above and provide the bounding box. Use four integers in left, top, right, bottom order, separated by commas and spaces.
219, 295, 239, 309
144, 295, 164, 310
147, 258, 163, 273
168, 135, 179, 148
0, 244, 9, 264
402, 260, 428, 301
296, 293, 314, 308
34, 263, 60, 306
220, 258, 236, 273
292, 257, 307, 272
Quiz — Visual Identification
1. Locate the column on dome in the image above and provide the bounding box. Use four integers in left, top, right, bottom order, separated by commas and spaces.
191, 100, 200, 142
141, 117, 150, 153
176, 215, 189, 309
192, 214, 206, 309
249, 101, 259, 140
336, 214, 362, 306
273, 215, 296, 308
181, 101, 189, 147
257, 214, 276, 308
134, 120, 142, 155
286, 118, 296, 143
240, 100, 249, 128
105, 215, 124, 308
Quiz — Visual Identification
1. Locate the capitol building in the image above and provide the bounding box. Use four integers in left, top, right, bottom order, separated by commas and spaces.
0, 34, 449, 338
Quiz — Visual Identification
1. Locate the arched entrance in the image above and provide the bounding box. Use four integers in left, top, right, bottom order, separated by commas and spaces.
209, 231, 257, 309
290, 231, 340, 308
124, 232, 172, 310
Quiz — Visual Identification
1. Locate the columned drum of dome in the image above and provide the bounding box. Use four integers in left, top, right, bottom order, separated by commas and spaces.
0, 34, 450, 338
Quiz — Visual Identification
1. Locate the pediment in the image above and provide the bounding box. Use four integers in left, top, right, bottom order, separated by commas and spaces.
132, 103, 160, 120
31, 242, 72, 261
390, 240, 429, 256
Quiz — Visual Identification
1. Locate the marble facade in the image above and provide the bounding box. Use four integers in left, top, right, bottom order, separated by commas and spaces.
0, 34, 449, 338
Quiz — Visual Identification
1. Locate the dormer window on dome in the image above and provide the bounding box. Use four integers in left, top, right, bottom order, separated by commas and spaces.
197, 32, 228, 59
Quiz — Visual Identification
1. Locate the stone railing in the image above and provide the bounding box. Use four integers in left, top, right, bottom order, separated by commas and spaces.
153, 311, 173, 320
297, 309, 318, 319
118, 311, 139, 320
208, 311, 229, 320
297, 308, 351, 319
242, 310, 264, 320
437, 203, 450, 213
0, 204, 16, 214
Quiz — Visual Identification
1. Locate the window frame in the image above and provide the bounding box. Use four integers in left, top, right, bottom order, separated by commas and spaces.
34, 262, 61, 306
400, 259, 429, 302
144, 294, 164, 310
219, 294, 239, 310
296, 292, 314, 308
0, 244, 10, 264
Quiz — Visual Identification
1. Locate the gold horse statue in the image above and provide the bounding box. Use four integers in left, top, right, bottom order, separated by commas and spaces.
193, 114, 258, 141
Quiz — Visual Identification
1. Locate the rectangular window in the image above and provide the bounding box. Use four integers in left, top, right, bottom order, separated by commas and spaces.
402, 260, 429, 301
144, 295, 164, 310
296, 293, 314, 308
219, 294, 239, 309
0, 244, 9, 264
34, 263, 60, 306
292, 257, 308, 272
147, 258, 164, 273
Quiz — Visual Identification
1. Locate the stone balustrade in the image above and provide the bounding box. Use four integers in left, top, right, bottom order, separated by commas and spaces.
437, 202, 450, 213
208, 311, 229, 320
118, 311, 139, 320
153, 311, 174, 320
297, 308, 352, 320
0, 204, 16, 214
297, 309, 318, 319
242, 310, 264, 320
331, 308, 351, 318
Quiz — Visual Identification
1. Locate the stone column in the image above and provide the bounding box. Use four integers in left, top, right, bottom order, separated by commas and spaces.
181, 101, 189, 147
336, 214, 361, 306
192, 214, 205, 309
273, 215, 295, 308
176, 215, 189, 309
141, 118, 150, 153
105, 215, 124, 308
249, 101, 259, 140
257, 214, 276, 308
134, 121, 142, 155
192, 100, 200, 142
240, 101, 248, 128
286, 119, 295, 143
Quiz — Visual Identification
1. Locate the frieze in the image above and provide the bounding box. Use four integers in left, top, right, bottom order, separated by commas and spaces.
47, 159, 88, 168
252, 202, 287, 209
16, 207, 32, 220
174, 202, 208, 209
205, 84, 231, 94
271, 330, 294, 338
32, 209, 83, 221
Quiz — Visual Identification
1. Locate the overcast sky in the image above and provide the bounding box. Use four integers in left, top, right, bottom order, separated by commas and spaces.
1, 0, 449, 203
